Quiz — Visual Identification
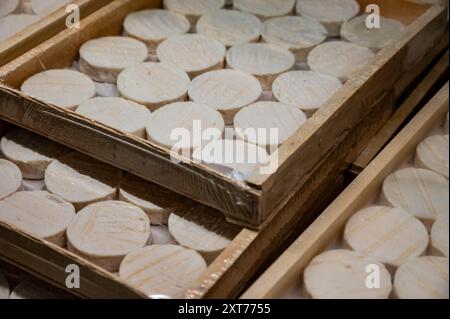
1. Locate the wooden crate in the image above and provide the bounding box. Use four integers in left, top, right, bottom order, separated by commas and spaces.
0, 0, 112, 67
0, 0, 447, 229
242, 83, 449, 299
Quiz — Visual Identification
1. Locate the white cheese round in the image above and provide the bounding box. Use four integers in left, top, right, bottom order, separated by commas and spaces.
188, 69, 262, 124
119, 245, 207, 298
1, 128, 69, 179
196, 9, 262, 47
307, 41, 375, 82
45, 152, 122, 211
157, 34, 226, 79
431, 219, 449, 257
30, 0, 71, 16
272, 70, 342, 117
0, 14, 40, 42
415, 134, 449, 179
233, 0, 296, 20
0, 0, 19, 17
117, 62, 190, 111
67, 201, 151, 272
0, 191, 75, 246
0, 159, 22, 200
226, 43, 295, 90
163, 0, 225, 26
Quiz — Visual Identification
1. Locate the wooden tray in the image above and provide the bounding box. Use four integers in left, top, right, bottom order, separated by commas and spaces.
0, 0, 447, 228
0, 0, 112, 67
242, 82, 449, 299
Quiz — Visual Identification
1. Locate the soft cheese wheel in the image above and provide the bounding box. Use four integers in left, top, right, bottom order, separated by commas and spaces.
21, 69, 95, 110
10, 281, 66, 299
117, 62, 190, 111
344, 206, 429, 271
262, 16, 327, 62
0, 270, 9, 299
0, 14, 39, 42
156, 34, 226, 79
308, 41, 375, 82
196, 9, 262, 47
341, 15, 405, 51
296, 0, 360, 37
67, 201, 150, 272
226, 43, 295, 90
381, 168, 449, 228
168, 207, 240, 263
79, 37, 148, 83
76, 97, 152, 138
0, 128, 69, 179
431, 219, 449, 257
123, 9, 190, 52
45, 152, 122, 211
0, 191, 75, 246
22, 179, 46, 191
188, 69, 262, 124
303, 250, 392, 299
272, 70, 342, 117
163, 0, 225, 27
145, 102, 224, 154
119, 245, 207, 298
234, 102, 307, 149
233, 0, 296, 20
415, 134, 449, 179
30, 0, 71, 16
0, 159, 22, 200
0, 0, 19, 17
193, 139, 270, 178
394, 256, 449, 299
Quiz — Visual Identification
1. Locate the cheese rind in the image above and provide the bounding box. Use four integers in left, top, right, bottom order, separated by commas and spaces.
0, 14, 40, 42
431, 219, 449, 257
344, 206, 429, 270
0, 0, 19, 17
226, 43, 295, 90
415, 134, 449, 179
0, 159, 22, 200
1, 128, 69, 179
0, 191, 75, 246
272, 70, 342, 117
21, 69, 96, 110
307, 41, 375, 82
303, 249, 392, 299
163, 0, 225, 26
233, 0, 296, 20
45, 152, 122, 211
196, 9, 262, 47
67, 201, 151, 272
394, 256, 449, 299
29, 0, 71, 16
0, 270, 9, 299
117, 62, 190, 111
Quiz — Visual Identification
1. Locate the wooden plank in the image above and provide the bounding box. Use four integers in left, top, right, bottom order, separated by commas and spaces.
242, 83, 449, 299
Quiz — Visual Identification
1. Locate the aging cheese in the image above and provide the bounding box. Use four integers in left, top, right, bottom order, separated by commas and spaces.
415, 134, 449, 179
261, 16, 327, 62
117, 62, 190, 111
226, 43, 295, 90
75, 97, 152, 138
343, 206, 429, 270
296, 0, 360, 37
188, 69, 262, 124
164, 0, 225, 27
196, 9, 262, 47
233, 0, 296, 20
0, 270, 9, 299
381, 168, 449, 228
168, 207, 240, 263
145, 102, 225, 154
0, 191, 75, 246
45, 152, 122, 211
303, 250, 392, 299
431, 219, 449, 257
0, 128, 69, 179
79, 37, 148, 83
157, 34, 226, 79
119, 245, 207, 298
0, 159, 22, 200
67, 201, 151, 272
307, 41, 375, 82
272, 70, 342, 117
0, 14, 39, 42
234, 101, 307, 149
29, 0, 71, 16
0, 0, 19, 17
341, 15, 405, 51
21, 69, 96, 110
394, 256, 449, 299
123, 9, 190, 52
